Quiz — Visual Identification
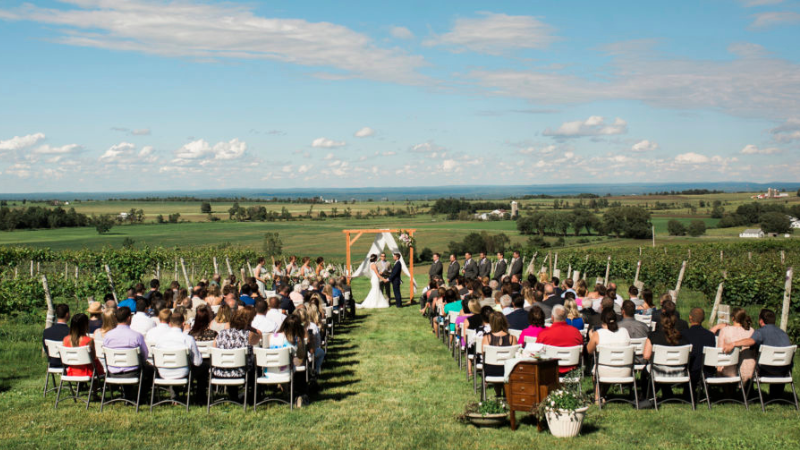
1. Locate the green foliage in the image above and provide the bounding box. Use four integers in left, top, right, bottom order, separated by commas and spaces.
200, 202, 212, 214
602, 206, 652, 239
688, 220, 707, 237
448, 232, 510, 256
121, 237, 136, 249
262, 232, 283, 258
93, 214, 114, 234
668, 219, 686, 236
760, 211, 791, 234
711, 204, 725, 218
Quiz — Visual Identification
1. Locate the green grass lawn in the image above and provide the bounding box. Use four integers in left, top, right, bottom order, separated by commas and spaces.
2, 277, 799, 449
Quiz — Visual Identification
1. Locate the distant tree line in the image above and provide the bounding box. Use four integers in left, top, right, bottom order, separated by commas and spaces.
717, 202, 799, 234
516, 206, 652, 239
0, 206, 90, 231
646, 189, 724, 195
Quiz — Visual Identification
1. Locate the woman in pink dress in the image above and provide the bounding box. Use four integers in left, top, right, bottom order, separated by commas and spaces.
717, 309, 756, 381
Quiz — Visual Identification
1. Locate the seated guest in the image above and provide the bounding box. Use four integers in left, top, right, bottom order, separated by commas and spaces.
530, 290, 552, 319
213, 308, 261, 399
518, 306, 546, 344
222, 285, 239, 311
682, 307, 716, 393
103, 307, 148, 400
189, 305, 218, 343
103, 293, 117, 311
723, 309, 792, 400
716, 309, 755, 382
43, 304, 71, 368
210, 303, 232, 333
587, 307, 631, 403
505, 295, 529, 331
542, 283, 562, 308
481, 312, 518, 397
145, 309, 173, 344
619, 300, 649, 339
130, 298, 155, 336
61, 313, 103, 377
443, 289, 462, 338
296, 308, 324, 375
499, 295, 513, 315
118, 289, 137, 312
636, 288, 655, 315
538, 305, 584, 374
252, 299, 278, 337
269, 314, 309, 407
87, 302, 103, 334
575, 286, 588, 310
560, 278, 576, 298
588, 297, 615, 330
455, 299, 480, 344
588, 284, 606, 313
276, 285, 295, 315
564, 297, 584, 331
655, 299, 688, 332
290, 284, 304, 307
204, 285, 223, 307
644, 310, 689, 398
239, 284, 256, 307
267, 297, 288, 330
154, 311, 201, 379
628, 286, 642, 307
92, 308, 118, 340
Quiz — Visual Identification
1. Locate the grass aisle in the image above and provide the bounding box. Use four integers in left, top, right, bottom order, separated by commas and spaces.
3, 304, 800, 449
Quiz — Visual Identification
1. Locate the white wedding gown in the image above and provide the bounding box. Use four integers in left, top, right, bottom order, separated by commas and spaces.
358, 263, 390, 309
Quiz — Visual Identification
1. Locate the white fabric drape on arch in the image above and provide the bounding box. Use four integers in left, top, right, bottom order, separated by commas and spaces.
351, 231, 416, 294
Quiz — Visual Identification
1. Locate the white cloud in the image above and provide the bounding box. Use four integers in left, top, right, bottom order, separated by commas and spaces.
6, 163, 31, 178
467, 41, 800, 119
424, 12, 555, 55
33, 144, 82, 155
631, 140, 659, 152
543, 116, 628, 138
298, 164, 311, 174
675, 152, 710, 164
771, 118, 800, 142
354, 127, 375, 138
441, 159, 458, 172
0, 132, 45, 151
409, 142, 446, 155
740, 144, 781, 154
131, 128, 151, 136
519, 144, 557, 155
0, 0, 428, 85
99, 142, 136, 162
312, 137, 346, 148
324, 153, 335, 160
750, 11, 800, 28
173, 138, 246, 163
390, 26, 414, 39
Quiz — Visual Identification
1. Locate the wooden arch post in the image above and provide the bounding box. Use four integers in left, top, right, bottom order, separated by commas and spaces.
343, 229, 416, 302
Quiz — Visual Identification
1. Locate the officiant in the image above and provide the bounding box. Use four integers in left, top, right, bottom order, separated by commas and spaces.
377, 252, 392, 299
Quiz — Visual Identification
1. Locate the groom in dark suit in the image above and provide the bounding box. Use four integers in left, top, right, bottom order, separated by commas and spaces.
388, 253, 403, 307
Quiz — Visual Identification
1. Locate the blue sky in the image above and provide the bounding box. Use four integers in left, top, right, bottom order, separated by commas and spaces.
0, 0, 799, 193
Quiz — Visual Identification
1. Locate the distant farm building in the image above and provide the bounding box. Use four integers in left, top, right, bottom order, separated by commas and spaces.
751, 187, 790, 199
739, 228, 765, 238
475, 209, 507, 221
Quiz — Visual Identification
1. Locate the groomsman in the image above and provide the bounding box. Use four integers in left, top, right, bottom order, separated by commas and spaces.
447, 254, 460, 285
509, 251, 523, 280
463, 252, 478, 280
478, 251, 491, 279
493, 252, 507, 283
429, 253, 443, 280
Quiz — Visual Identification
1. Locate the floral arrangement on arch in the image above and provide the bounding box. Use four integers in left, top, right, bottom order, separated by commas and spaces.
398, 230, 415, 249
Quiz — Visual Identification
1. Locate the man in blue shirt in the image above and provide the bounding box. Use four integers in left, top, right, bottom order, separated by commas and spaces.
118, 288, 137, 312
239, 284, 256, 307
724, 308, 793, 400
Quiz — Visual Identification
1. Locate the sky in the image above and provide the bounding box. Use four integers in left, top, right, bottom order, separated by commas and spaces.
0, 0, 799, 193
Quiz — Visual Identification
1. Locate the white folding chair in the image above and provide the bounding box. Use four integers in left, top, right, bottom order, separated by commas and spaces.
333, 296, 344, 322
332, 297, 341, 325
752, 345, 798, 411
648, 344, 694, 410
447, 311, 460, 355
100, 347, 143, 412
253, 347, 294, 411
325, 306, 335, 340
545, 319, 553, 327
465, 329, 476, 381
93, 334, 107, 372
634, 314, 652, 327
594, 345, 638, 410
196, 340, 212, 359
54, 345, 103, 410
699, 347, 747, 410
150, 347, 192, 412
43, 339, 64, 398
207, 347, 249, 412
544, 345, 583, 385
473, 337, 484, 393
508, 329, 522, 340
481, 344, 521, 401
524, 336, 537, 345
629, 337, 647, 372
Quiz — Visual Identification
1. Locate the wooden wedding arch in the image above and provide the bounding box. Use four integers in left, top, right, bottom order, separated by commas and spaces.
343, 229, 416, 301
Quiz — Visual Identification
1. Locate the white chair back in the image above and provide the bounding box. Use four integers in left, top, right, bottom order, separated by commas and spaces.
102, 347, 141, 367
508, 329, 522, 340
475, 335, 484, 354
634, 314, 652, 325
447, 311, 459, 324
211, 305, 220, 314
195, 340, 212, 359
544, 319, 553, 327
344, 291, 351, 301
652, 344, 692, 366
210, 347, 247, 368
254, 346, 291, 368
152, 347, 189, 368
265, 290, 276, 298
44, 339, 62, 359
260, 333, 270, 348
757, 345, 797, 367
629, 337, 647, 356
465, 328, 476, 344
596, 345, 634, 367
544, 345, 582, 366
332, 297, 340, 308
324, 306, 333, 320
703, 346, 740, 367
524, 336, 537, 345
483, 345, 521, 365
59, 345, 94, 366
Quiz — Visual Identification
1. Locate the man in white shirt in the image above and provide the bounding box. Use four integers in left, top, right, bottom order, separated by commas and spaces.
131, 298, 155, 336
265, 297, 287, 331
154, 312, 201, 379
145, 309, 172, 345
252, 299, 278, 336
500, 295, 514, 315
628, 286, 643, 307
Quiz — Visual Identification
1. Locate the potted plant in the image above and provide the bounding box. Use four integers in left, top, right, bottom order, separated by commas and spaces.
536, 381, 590, 438
458, 399, 508, 427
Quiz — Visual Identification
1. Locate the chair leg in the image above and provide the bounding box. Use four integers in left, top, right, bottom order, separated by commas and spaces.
100, 378, 108, 412
739, 377, 749, 411
86, 377, 94, 411
702, 375, 711, 411
186, 372, 192, 412
481, 366, 486, 402
243, 375, 248, 412
150, 377, 156, 413
791, 380, 799, 411
55, 379, 64, 409
632, 377, 639, 410
135, 375, 143, 413
688, 379, 695, 410
756, 375, 765, 412
290, 374, 294, 411
206, 369, 212, 413
43, 371, 50, 397
652, 376, 659, 411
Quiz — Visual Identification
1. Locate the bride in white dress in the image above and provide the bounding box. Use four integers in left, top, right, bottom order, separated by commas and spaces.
358, 254, 390, 309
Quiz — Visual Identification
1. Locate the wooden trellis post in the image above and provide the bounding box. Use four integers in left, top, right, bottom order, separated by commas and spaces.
180, 258, 191, 290
634, 260, 642, 286
780, 267, 793, 332
603, 256, 611, 286
709, 272, 726, 325
104, 264, 118, 302
673, 260, 687, 302
213, 257, 219, 275
225, 256, 233, 276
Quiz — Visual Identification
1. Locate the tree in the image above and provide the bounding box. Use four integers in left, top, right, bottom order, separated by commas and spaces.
760, 212, 791, 234
94, 214, 114, 234
688, 220, 706, 237
711, 204, 725, 219
168, 213, 181, 223
121, 237, 136, 249
201, 202, 212, 214
156, 214, 165, 224
602, 206, 652, 239
263, 232, 283, 258
667, 219, 686, 236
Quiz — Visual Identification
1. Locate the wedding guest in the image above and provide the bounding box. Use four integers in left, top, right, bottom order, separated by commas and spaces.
518, 306, 546, 344
716, 309, 755, 382
538, 305, 584, 374
619, 300, 649, 339
43, 304, 71, 368
130, 298, 155, 335
189, 305, 218, 342
481, 311, 518, 397
213, 308, 261, 399
266, 297, 287, 330
505, 295, 528, 331
682, 307, 716, 392
564, 298, 585, 331
644, 310, 689, 399
637, 288, 656, 315
87, 301, 103, 334
205, 285, 223, 307
251, 299, 278, 337
61, 313, 103, 377
587, 307, 631, 403
154, 312, 201, 380
92, 308, 118, 340
269, 314, 309, 407
145, 309, 173, 344
210, 303, 233, 333
103, 307, 148, 401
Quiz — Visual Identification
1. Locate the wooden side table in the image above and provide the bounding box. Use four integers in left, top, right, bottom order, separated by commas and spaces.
503, 359, 559, 431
